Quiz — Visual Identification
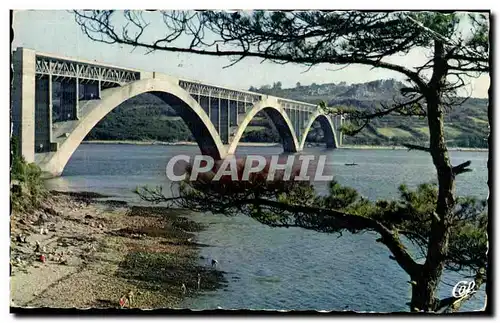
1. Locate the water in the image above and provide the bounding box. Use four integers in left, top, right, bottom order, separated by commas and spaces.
45, 144, 489, 312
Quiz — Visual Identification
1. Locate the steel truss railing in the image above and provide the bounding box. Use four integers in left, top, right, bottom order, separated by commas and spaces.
35, 55, 140, 84
179, 80, 262, 103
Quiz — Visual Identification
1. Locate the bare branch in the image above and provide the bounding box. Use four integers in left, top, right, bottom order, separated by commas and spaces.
452, 160, 472, 175
402, 143, 431, 152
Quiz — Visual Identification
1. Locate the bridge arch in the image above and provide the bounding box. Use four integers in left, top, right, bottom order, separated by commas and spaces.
227, 98, 300, 155
299, 112, 338, 150
39, 78, 226, 176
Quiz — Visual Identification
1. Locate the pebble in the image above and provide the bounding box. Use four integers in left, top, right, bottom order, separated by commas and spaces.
34, 241, 41, 252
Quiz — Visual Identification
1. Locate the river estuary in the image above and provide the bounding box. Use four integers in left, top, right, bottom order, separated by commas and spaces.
45, 144, 489, 312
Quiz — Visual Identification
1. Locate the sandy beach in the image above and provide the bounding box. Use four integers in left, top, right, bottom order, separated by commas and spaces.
10, 192, 225, 310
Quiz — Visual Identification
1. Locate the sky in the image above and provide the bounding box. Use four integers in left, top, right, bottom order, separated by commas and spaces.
12, 10, 490, 98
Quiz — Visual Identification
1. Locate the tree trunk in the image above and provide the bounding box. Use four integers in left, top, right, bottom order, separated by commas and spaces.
409, 92, 454, 311
410, 272, 440, 312
409, 40, 455, 312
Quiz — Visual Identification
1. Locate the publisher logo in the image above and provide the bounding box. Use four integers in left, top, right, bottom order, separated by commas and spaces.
165, 154, 334, 182
452, 281, 476, 298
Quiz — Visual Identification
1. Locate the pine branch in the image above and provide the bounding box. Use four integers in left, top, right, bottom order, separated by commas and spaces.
452, 160, 472, 175
402, 143, 431, 152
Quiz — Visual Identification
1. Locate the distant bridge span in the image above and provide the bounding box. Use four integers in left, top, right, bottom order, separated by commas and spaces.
11, 48, 345, 177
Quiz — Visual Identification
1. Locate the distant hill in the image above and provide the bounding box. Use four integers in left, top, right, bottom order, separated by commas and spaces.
250, 79, 489, 148
86, 79, 489, 148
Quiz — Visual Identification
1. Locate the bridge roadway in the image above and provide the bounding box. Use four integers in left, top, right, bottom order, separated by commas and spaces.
11, 47, 344, 176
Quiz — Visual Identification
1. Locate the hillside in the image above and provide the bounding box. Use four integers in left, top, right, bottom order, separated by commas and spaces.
86, 79, 489, 148
251, 79, 489, 148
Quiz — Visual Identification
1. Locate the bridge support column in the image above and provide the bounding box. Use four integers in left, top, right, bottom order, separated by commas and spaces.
226, 98, 230, 144
218, 94, 221, 142
12, 48, 36, 163
208, 91, 211, 118
48, 73, 53, 143
75, 77, 80, 119
236, 101, 240, 124
339, 116, 344, 146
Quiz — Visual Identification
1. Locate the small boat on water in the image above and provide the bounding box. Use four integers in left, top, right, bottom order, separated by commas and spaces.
345, 162, 358, 166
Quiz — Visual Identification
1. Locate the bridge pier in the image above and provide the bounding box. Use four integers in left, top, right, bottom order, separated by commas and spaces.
75, 77, 80, 120
48, 73, 53, 143
12, 48, 36, 163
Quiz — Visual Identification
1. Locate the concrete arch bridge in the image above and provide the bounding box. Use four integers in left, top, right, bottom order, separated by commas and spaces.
12, 48, 345, 177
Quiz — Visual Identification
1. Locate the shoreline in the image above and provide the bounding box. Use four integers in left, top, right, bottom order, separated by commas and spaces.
339, 145, 489, 152
82, 140, 280, 147
10, 191, 226, 309
82, 140, 488, 152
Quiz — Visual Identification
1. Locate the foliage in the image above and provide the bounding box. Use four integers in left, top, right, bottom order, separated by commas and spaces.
10, 137, 47, 213
239, 129, 280, 143
85, 102, 195, 142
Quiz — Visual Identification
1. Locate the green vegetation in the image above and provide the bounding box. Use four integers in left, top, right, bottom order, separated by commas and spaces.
468, 116, 488, 124
244, 126, 267, 132
85, 101, 195, 142
10, 138, 47, 213
377, 127, 413, 138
